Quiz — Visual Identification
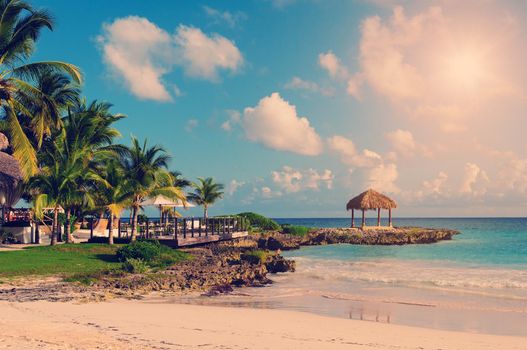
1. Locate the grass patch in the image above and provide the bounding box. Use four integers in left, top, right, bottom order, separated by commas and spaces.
0, 242, 191, 279
241, 250, 269, 264
281, 224, 312, 236
0, 244, 122, 278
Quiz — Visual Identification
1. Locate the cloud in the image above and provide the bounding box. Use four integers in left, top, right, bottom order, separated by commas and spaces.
422, 171, 448, 196
99, 17, 243, 101
221, 110, 241, 132
460, 163, 489, 196
318, 51, 349, 81
226, 179, 245, 196
241, 93, 323, 156
327, 135, 382, 168
364, 163, 400, 193
203, 6, 247, 27
261, 186, 282, 199
185, 119, 198, 132
174, 25, 243, 80
284, 76, 334, 96
272, 166, 333, 193
385, 129, 416, 158
99, 16, 173, 101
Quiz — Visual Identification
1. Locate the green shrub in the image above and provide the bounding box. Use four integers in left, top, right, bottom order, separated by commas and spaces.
116, 240, 161, 262
122, 258, 149, 273
237, 212, 280, 231
241, 250, 269, 264
281, 224, 311, 236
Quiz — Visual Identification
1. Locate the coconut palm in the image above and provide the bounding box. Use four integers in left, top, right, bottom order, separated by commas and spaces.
0, 0, 82, 178
121, 137, 186, 241
99, 160, 131, 245
187, 177, 224, 220
29, 144, 90, 245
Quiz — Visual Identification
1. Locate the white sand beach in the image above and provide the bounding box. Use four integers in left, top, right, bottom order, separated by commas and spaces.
1, 298, 525, 350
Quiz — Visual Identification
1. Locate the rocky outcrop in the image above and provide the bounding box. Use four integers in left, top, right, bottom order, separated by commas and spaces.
255, 227, 460, 251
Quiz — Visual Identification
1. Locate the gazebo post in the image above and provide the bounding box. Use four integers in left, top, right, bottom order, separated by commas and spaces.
389, 208, 392, 227
351, 209, 355, 228
377, 208, 381, 227
361, 209, 365, 228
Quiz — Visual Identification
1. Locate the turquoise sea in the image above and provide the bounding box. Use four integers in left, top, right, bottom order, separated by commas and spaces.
175, 218, 527, 336
274, 218, 527, 267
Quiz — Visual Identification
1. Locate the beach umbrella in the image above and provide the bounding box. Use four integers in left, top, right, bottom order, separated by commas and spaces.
140, 195, 194, 226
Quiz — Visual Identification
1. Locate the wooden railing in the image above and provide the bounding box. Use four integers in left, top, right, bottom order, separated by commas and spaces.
90, 216, 249, 242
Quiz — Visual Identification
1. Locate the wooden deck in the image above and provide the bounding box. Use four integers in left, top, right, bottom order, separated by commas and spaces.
87, 216, 250, 248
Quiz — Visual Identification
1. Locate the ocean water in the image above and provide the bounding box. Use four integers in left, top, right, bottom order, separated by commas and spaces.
170, 218, 527, 336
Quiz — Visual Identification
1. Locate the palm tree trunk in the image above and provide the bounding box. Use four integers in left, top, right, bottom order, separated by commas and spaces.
204, 205, 208, 221
51, 206, 58, 246
65, 209, 73, 243
130, 206, 139, 241
108, 213, 114, 245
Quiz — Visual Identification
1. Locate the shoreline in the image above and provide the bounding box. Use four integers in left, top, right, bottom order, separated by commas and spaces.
1, 298, 526, 350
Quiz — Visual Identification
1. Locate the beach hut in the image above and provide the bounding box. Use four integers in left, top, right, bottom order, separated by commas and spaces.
0, 133, 23, 223
346, 189, 397, 228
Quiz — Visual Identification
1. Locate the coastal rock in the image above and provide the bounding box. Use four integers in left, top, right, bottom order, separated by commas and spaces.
250, 227, 459, 250
265, 255, 296, 273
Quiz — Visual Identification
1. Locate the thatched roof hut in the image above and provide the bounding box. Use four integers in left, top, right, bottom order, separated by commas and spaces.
0, 132, 8, 151
346, 189, 397, 228
346, 189, 397, 211
0, 134, 23, 208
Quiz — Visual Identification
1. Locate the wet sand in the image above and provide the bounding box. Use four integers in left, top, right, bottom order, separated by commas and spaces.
1, 298, 526, 350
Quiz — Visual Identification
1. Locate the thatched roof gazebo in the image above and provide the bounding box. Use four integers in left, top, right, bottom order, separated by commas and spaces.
346, 189, 397, 228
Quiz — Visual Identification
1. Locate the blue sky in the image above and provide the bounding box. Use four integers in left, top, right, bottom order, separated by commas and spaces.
30, 0, 527, 218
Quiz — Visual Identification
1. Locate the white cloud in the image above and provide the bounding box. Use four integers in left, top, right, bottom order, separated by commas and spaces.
185, 119, 198, 132
226, 179, 245, 196
221, 109, 241, 132
272, 166, 333, 193
318, 51, 349, 81
327, 135, 382, 168
364, 163, 400, 193
203, 6, 247, 27
460, 163, 489, 196
284, 76, 334, 96
99, 16, 172, 101
385, 129, 416, 158
99, 17, 243, 101
241, 93, 323, 156
422, 171, 448, 196
261, 186, 282, 199
174, 25, 243, 80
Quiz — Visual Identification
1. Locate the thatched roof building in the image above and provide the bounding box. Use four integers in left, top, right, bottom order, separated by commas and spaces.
0, 133, 23, 209
346, 189, 397, 228
346, 189, 397, 211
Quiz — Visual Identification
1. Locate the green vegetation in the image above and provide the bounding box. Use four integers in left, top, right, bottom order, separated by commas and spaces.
281, 224, 312, 236
116, 240, 189, 271
238, 212, 280, 231
241, 250, 270, 264
188, 177, 225, 219
0, 241, 190, 280
0, 244, 121, 278
121, 258, 149, 273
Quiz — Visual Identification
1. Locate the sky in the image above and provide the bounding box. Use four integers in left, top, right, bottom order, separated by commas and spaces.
29, 0, 527, 218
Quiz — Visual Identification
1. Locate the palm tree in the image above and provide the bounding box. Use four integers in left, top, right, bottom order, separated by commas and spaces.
100, 160, 131, 245
121, 137, 186, 241
28, 99, 124, 244
187, 177, 224, 220
0, 0, 82, 178
29, 144, 88, 245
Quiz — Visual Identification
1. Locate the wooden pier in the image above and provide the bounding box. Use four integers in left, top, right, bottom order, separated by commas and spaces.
88, 216, 249, 247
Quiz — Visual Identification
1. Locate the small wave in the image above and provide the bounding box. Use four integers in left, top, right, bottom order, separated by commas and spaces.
292, 258, 527, 291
